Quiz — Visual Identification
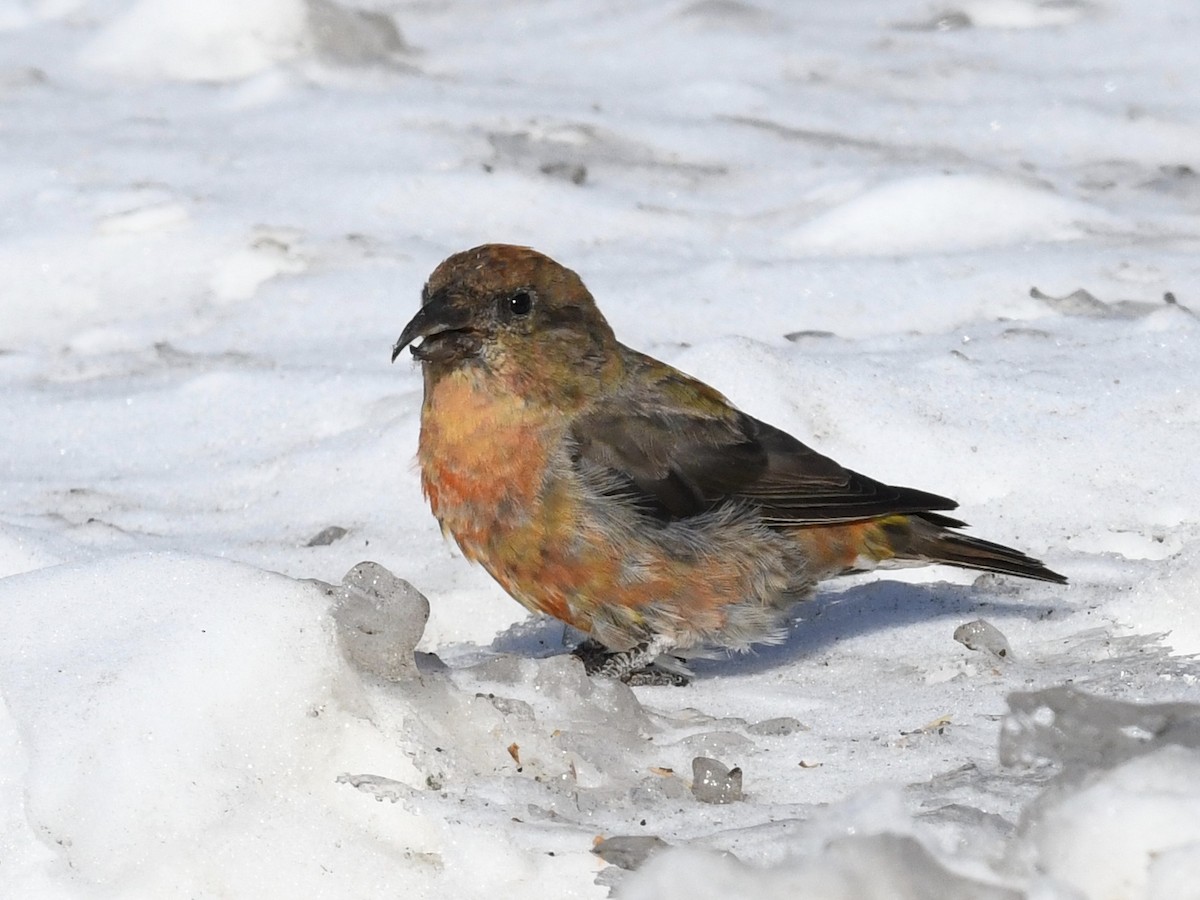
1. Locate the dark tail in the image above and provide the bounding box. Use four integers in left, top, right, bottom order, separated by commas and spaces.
898, 514, 1067, 584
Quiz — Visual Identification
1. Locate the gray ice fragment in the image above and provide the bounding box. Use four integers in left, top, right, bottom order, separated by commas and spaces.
305, 0, 409, 67
591, 835, 670, 870
1000, 685, 1200, 772
954, 619, 1013, 661
691, 756, 743, 804
332, 561, 429, 680
305, 525, 348, 546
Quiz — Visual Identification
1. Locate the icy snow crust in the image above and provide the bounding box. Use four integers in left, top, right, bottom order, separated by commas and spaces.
2, 0, 1199, 897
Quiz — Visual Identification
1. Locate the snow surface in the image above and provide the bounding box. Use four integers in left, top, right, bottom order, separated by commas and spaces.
2, 0, 1199, 897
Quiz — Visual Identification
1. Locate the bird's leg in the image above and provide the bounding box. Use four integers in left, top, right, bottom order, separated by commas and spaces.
572, 636, 690, 686
570, 637, 613, 672
584, 638, 663, 678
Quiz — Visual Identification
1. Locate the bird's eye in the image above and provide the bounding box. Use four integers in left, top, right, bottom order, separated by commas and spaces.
507, 291, 533, 316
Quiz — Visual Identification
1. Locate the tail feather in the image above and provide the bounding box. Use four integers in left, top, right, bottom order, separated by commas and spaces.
903, 514, 1067, 584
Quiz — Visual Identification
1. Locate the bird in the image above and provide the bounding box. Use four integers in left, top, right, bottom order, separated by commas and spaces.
392, 244, 1065, 684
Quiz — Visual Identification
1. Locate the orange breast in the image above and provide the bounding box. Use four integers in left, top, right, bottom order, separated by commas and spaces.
419, 369, 549, 530
418, 368, 591, 623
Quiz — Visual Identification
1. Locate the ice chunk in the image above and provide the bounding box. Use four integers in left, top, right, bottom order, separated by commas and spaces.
592, 834, 670, 870
1000, 686, 1200, 771
954, 619, 1013, 661
691, 757, 743, 804
304, 0, 409, 67
305, 525, 348, 546
331, 562, 429, 681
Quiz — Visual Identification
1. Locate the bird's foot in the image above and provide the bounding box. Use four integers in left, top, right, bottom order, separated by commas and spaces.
621, 664, 691, 687
571, 637, 690, 686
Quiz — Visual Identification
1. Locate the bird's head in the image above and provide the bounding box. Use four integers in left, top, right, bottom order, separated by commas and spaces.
393, 244, 619, 402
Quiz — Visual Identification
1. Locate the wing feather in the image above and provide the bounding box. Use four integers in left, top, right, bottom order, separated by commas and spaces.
571, 352, 960, 526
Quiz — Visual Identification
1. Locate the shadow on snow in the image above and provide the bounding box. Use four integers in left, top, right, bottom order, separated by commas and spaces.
478, 577, 1058, 678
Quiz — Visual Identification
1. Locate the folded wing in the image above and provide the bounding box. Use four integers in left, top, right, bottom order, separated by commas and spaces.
570, 359, 962, 527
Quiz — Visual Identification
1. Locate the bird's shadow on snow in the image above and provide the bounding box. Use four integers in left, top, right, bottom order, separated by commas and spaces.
483, 577, 1058, 678
690, 578, 1057, 678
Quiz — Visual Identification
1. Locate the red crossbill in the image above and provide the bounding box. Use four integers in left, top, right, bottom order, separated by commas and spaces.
392, 244, 1065, 683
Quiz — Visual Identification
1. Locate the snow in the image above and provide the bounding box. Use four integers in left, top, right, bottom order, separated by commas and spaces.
1, 0, 1199, 897
787, 173, 1118, 255
81, 0, 309, 81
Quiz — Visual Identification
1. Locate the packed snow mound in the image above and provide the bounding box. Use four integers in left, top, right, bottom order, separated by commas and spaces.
80, 0, 309, 81
0, 554, 409, 891
0, 557, 656, 895
789, 174, 1118, 256
80, 0, 407, 81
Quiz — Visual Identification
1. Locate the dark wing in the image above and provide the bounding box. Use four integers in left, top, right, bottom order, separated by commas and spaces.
571, 361, 962, 526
